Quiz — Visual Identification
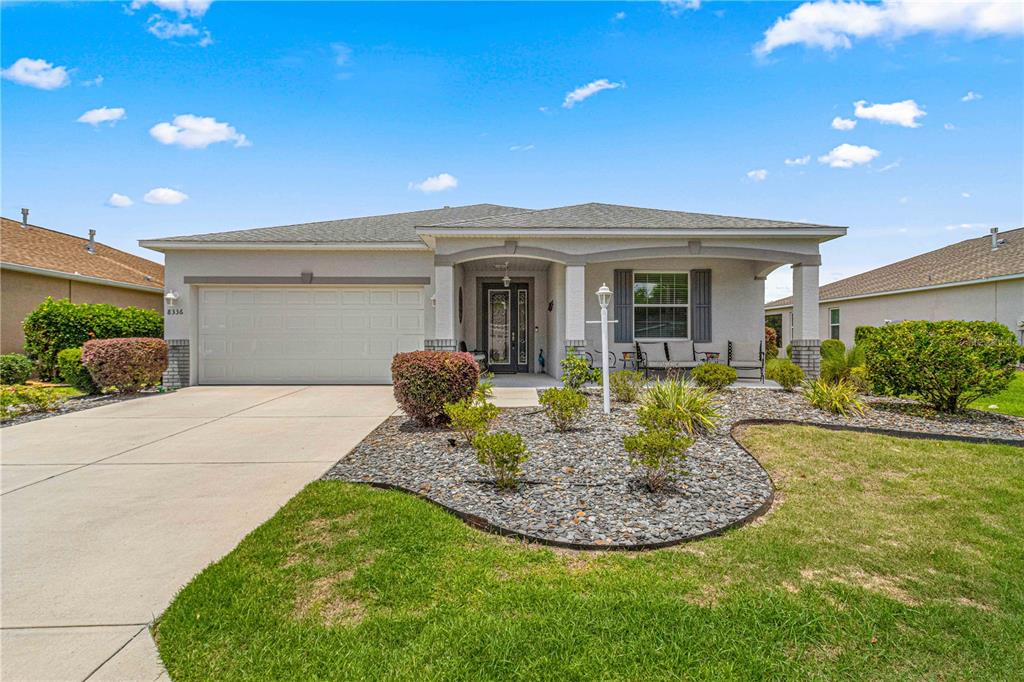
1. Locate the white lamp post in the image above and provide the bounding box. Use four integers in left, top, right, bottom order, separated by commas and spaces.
596, 283, 613, 414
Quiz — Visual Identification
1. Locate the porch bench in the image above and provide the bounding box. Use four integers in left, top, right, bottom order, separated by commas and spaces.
635, 340, 701, 377
728, 340, 765, 382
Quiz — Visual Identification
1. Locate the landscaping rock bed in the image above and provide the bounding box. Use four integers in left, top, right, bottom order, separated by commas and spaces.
0, 390, 160, 428
324, 388, 1024, 550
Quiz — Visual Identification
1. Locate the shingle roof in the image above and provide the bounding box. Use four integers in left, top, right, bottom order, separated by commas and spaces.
766, 227, 1024, 308
152, 204, 530, 243
422, 202, 840, 230
1, 217, 163, 289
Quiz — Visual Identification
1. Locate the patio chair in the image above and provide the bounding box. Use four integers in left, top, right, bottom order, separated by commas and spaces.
583, 349, 618, 372
666, 340, 701, 372
728, 340, 765, 382
459, 341, 487, 370
635, 341, 669, 377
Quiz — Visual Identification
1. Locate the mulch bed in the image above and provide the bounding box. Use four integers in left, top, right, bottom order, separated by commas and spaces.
0, 390, 161, 428
323, 388, 1024, 550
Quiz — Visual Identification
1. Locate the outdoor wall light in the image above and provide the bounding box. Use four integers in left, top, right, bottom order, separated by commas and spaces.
164, 290, 179, 304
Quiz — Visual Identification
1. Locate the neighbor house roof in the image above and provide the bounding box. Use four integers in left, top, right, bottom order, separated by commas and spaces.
142, 202, 843, 247
1, 217, 164, 290
766, 227, 1024, 308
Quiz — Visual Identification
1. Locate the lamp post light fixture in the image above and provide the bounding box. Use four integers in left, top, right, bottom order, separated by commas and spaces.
164, 290, 179, 305
596, 283, 613, 414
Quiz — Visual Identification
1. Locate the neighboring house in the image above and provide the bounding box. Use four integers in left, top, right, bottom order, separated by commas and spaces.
140, 203, 846, 387
766, 227, 1024, 350
1, 211, 164, 354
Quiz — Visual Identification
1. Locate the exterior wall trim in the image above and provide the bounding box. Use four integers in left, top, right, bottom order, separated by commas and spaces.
418, 227, 847, 239
0, 261, 163, 294
765, 272, 1024, 311
436, 244, 821, 268
182, 275, 431, 285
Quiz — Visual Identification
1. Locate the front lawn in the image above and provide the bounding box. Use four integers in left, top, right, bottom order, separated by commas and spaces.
156, 425, 1024, 680
971, 370, 1024, 417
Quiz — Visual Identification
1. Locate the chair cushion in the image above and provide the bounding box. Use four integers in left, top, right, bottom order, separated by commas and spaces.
638, 342, 667, 364
666, 340, 694, 363
730, 361, 762, 369
676, 361, 701, 369
731, 342, 760, 363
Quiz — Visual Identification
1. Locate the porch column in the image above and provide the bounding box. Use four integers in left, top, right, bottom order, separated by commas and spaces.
564, 264, 586, 350
427, 264, 456, 350
791, 263, 820, 378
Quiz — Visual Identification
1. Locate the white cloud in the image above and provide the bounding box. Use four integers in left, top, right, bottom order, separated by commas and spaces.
876, 159, 901, 173
612, 11, 626, 22
144, 187, 188, 204
784, 155, 811, 166
562, 78, 625, 108
961, 90, 983, 102
899, 196, 910, 204
746, 169, 768, 181
509, 144, 535, 152
332, 43, 352, 66
944, 122, 957, 130
77, 107, 126, 126
1, 57, 70, 90
107, 193, 133, 208
538, 106, 550, 113
945, 222, 988, 230
854, 99, 926, 127
82, 75, 104, 87
961, 191, 972, 198
150, 114, 251, 149
755, 0, 1024, 56
663, 0, 701, 16
831, 116, 857, 130
818, 143, 880, 168
130, 0, 212, 18
409, 173, 458, 193
198, 30, 213, 47
147, 16, 199, 39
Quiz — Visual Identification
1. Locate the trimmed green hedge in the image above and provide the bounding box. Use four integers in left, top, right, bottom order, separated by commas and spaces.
57, 347, 98, 394
0, 353, 33, 385
23, 298, 162, 379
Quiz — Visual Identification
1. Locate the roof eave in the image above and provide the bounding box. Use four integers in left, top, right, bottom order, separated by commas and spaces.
0, 261, 163, 293
416, 226, 848, 239
139, 240, 430, 253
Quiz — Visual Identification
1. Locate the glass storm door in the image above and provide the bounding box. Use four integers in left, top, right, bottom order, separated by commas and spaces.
484, 283, 529, 373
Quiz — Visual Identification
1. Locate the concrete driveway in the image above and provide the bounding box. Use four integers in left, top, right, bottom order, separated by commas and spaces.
0, 385, 400, 681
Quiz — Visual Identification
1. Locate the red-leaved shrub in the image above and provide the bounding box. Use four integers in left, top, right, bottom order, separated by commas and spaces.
82, 338, 168, 393
392, 351, 480, 426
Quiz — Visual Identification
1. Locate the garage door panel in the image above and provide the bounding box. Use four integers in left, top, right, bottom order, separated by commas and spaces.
198, 286, 424, 384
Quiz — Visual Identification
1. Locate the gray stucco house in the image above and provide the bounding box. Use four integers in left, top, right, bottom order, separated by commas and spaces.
766, 226, 1023, 349
141, 203, 846, 387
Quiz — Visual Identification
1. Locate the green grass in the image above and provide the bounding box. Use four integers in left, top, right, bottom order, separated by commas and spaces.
971, 371, 1024, 417
156, 426, 1024, 680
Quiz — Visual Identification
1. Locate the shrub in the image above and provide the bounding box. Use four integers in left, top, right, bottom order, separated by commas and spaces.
764, 326, 779, 360
82, 338, 168, 393
848, 365, 871, 394
609, 370, 646, 403
539, 386, 588, 432
623, 428, 693, 492
474, 372, 495, 404
392, 351, 480, 425
0, 384, 62, 419
820, 339, 846, 360
57, 348, 98, 394
444, 398, 500, 445
820, 344, 866, 385
785, 344, 792, 359
561, 354, 599, 391
803, 378, 866, 417
690, 363, 736, 391
22, 298, 162, 379
638, 378, 721, 436
766, 358, 804, 391
472, 431, 529, 489
0, 353, 33, 384
854, 325, 878, 346
863, 320, 1020, 412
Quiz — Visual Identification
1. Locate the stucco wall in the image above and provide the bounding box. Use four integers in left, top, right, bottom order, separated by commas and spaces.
769, 277, 1024, 348
1, 269, 162, 354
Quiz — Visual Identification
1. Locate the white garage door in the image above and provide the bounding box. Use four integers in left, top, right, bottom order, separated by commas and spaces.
197, 286, 424, 384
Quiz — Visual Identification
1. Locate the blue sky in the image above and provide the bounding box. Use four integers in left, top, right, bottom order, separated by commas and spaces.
2, 0, 1021, 301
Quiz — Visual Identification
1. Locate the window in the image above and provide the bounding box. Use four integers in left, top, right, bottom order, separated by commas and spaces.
633, 272, 688, 339
829, 307, 840, 340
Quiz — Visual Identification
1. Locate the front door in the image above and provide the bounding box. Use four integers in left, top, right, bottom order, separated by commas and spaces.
483, 283, 529, 373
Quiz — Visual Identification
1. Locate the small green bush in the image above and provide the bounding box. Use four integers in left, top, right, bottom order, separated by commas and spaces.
638, 378, 721, 436
820, 339, 846, 360
863, 320, 1020, 412
57, 348, 98, 394
623, 428, 693, 492
766, 358, 804, 391
560, 354, 599, 391
854, 325, 878, 346
0, 384, 62, 419
785, 344, 792, 359
848, 365, 871, 394
690, 363, 736, 391
444, 397, 500, 445
764, 326, 779, 360
472, 431, 529, 489
0, 353, 33, 384
820, 344, 866, 385
803, 378, 866, 417
609, 370, 646, 403
539, 386, 588, 432
474, 372, 495, 404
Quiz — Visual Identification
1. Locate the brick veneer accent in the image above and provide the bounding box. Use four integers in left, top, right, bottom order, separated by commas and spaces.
163, 339, 190, 388
790, 339, 821, 379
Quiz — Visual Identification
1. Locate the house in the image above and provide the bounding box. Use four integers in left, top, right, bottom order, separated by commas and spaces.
140, 203, 846, 387
765, 227, 1024, 350
1, 211, 164, 354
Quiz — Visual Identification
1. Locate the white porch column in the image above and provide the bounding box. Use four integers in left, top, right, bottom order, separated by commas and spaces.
428, 264, 455, 350
791, 263, 820, 377
564, 264, 586, 349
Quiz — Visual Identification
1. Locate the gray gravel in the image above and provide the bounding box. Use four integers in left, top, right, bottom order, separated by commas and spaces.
323, 388, 1023, 550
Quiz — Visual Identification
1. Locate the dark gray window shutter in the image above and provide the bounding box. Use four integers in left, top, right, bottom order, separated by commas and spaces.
691, 269, 711, 342
613, 269, 633, 343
